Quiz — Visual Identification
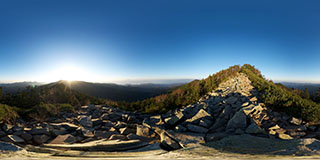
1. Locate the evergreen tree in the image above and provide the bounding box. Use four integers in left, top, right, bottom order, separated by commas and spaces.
304, 88, 310, 99
0, 87, 2, 101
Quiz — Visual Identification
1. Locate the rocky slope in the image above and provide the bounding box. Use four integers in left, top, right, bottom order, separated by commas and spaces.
1, 73, 320, 155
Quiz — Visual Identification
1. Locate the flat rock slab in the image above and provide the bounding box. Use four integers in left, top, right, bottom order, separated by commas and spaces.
43, 139, 149, 151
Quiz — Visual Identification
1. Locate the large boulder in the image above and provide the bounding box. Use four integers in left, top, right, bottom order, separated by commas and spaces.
160, 131, 182, 151
226, 110, 247, 130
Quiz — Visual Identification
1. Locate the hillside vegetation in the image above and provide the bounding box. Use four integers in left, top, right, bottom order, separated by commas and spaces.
117, 65, 241, 113
118, 64, 320, 122
240, 64, 320, 122
0, 82, 105, 122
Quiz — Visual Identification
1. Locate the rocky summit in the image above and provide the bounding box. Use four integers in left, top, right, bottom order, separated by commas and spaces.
2, 73, 320, 159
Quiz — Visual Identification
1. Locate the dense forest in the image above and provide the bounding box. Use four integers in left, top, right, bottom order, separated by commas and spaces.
1, 64, 320, 123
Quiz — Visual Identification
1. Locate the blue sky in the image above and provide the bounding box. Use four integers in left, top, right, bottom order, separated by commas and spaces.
0, 0, 319, 83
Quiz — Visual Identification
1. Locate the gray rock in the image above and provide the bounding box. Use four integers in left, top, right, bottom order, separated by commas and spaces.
50, 122, 79, 131
205, 132, 228, 142
109, 134, 127, 140
80, 127, 94, 138
277, 133, 293, 140
186, 123, 208, 133
120, 127, 135, 135
164, 112, 184, 127
175, 125, 187, 132
21, 132, 32, 141
160, 131, 182, 151
289, 117, 302, 126
101, 112, 122, 122
186, 109, 211, 124
49, 134, 77, 144
226, 110, 247, 130
92, 109, 102, 119
79, 116, 93, 128
166, 131, 205, 147
245, 123, 265, 134
136, 125, 155, 138
0, 141, 22, 151
33, 134, 50, 145
226, 96, 238, 104
29, 127, 50, 135
94, 130, 116, 139
0, 131, 6, 137
52, 128, 67, 136
0, 135, 24, 143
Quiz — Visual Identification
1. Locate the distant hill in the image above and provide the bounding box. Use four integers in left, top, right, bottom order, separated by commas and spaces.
0, 82, 44, 94
0, 80, 187, 102
57, 81, 184, 102
280, 82, 320, 95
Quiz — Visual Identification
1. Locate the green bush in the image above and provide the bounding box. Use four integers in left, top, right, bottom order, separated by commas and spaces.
57, 103, 74, 112
0, 104, 19, 123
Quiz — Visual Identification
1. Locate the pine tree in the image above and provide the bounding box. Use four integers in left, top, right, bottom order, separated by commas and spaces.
305, 88, 310, 99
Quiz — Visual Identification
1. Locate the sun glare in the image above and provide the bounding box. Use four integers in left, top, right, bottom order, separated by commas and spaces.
37, 65, 99, 83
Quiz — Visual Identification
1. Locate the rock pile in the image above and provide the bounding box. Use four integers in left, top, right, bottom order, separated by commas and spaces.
1, 73, 320, 152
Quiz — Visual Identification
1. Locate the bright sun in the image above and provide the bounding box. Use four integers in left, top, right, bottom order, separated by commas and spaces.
39, 65, 97, 83
58, 66, 83, 82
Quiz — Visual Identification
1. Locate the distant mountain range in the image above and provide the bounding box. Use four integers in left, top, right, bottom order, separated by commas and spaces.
0, 82, 44, 94
0, 80, 187, 102
280, 82, 320, 95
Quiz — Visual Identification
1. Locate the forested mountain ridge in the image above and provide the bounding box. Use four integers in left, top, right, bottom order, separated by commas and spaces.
117, 64, 320, 122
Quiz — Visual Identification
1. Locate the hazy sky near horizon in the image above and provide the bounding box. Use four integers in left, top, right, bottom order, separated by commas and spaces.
0, 0, 320, 83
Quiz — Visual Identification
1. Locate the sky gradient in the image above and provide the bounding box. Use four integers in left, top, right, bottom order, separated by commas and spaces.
0, 0, 320, 83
